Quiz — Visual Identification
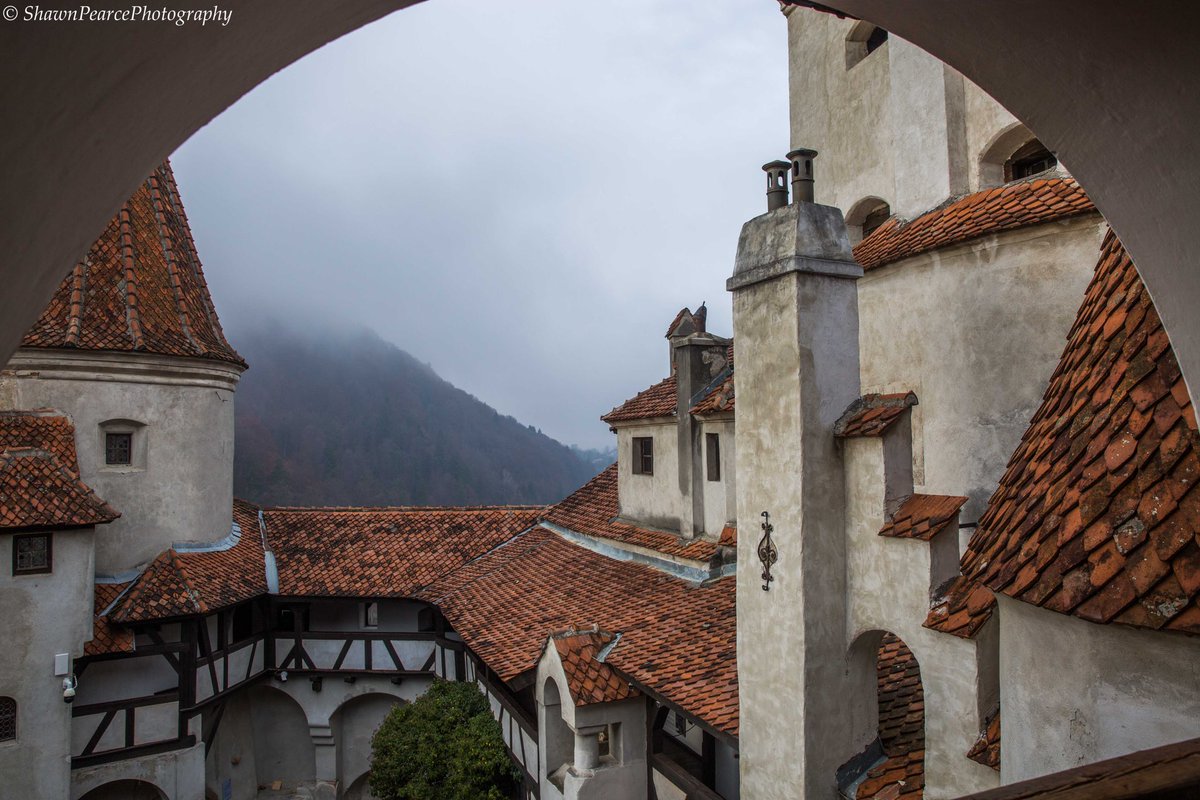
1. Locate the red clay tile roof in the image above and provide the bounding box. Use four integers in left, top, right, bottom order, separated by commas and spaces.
691, 372, 734, 415
86, 582, 135, 656
0, 447, 119, 530
967, 708, 1001, 771
923, 575, 996, 639
964, 232, 1200, 634
602, 377, 677, 424
718, 525, 737, 547
836, 393, 918, 438
852, 177, 1096, 272
265, 505, 542, 598
551, 629, 639, 706
420, 526, 738, 737
858, 633, 925, 800
0, 409, 82, 473
109, 499, 267, 623
542, 464, 720, 561
880, 494, 967, 541
21, 161, 244, 367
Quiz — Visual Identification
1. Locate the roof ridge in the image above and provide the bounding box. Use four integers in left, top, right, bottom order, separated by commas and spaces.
64, 260, 86, 347
116, 203, 145, 350
264, 504, 546, 513
147, 172, 201, 356
161, 160, 231, 346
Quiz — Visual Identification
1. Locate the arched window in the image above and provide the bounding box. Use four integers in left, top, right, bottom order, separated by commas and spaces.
845, 21, 889, 70
846, 197, 892, 245
0, 697, 15, 741
1005, 138, 1058, 181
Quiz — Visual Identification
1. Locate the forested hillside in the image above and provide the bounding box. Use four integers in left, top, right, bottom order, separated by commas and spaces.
231, 324, 606, 507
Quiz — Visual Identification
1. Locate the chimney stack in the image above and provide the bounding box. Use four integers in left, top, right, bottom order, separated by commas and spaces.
787, 148, 817, 203
763, 160, 791, 211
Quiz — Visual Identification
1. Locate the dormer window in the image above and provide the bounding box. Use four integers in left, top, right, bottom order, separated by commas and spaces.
632, 437, 654, 476
105, 432, 132, 465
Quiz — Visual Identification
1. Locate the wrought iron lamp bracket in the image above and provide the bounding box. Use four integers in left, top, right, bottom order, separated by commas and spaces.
757, 511, 778, 591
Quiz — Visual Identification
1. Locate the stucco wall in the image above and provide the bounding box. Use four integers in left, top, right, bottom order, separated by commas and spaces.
0, 527, 95, 800
615, 422, 685, 531
0, 350, 242, 573
700, 419, 736, 535
857, 217, 1105, 525
998, 594, 1200, 783
71, 740, 206, 800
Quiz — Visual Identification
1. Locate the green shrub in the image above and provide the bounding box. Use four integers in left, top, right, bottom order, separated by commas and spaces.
369, 679, 520, 800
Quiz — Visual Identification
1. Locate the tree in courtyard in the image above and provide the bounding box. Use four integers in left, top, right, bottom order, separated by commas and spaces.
369, 679, 520, 800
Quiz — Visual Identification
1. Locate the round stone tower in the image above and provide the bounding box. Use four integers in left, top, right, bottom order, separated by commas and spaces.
0, 160, 246, 574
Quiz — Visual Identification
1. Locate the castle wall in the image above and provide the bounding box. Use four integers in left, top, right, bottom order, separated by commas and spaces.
71, 740, 206, 800
0, 527, 95, 800
998, 594, 1200, 783
857, 216, 1106, 526
1, 350, 242, 573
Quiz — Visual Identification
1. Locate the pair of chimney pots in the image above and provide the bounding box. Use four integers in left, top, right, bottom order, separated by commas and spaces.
764, 149, 817, 211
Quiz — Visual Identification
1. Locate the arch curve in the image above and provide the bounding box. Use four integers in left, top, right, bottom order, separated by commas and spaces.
845, 196, 892, 244
330, 690, 409, 794
78, 779, 168, 800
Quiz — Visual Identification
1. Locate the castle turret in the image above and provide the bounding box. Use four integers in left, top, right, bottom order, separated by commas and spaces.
1, 160, 245, 574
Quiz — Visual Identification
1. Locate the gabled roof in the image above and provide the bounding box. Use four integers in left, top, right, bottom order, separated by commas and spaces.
852, 176, 1096, 272
0, 411, 119, 531
21, 160, 244, 367
419, 526, 738, 737
835, 392, 918, 438
602, 377, 677, 424
265, 505, 541, 598
542, 464, 720, 561
550, 629, 639, 707
965, 232, 1200, 634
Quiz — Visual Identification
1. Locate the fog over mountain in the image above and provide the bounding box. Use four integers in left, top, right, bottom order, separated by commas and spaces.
230, 319, 610, 507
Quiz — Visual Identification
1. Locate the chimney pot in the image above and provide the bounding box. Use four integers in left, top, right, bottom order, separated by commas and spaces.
762, 160, 791, 211
787, 148, 818, 203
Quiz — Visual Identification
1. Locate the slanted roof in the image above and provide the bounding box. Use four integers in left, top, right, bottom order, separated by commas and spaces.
967, 708, 1001, 771
542, 464, 720, 561
835, 392, 918, 438
550, 629, 639, 707
21, 160, 244, 368
879, 494, 967, 541
852, 177, 1096, 272
265, 505, 541, 598
965, 233, 1200, 633
602, 377, 677, 424
924, 575, 996, 639
0, 410, 119, 531
86, 582, 135, 656
420, 526, 738, 737
691, 371, 734, 415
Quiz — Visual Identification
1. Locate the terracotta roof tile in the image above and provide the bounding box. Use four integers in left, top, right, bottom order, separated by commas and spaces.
85, 582, 134, 656
923, 575, 996, 639
602, 377, 677, 424
879, 494, 967, 541
967, 707, 1001, 771
420, 527, 738, 737
690, 371, 735, 415
0, 411, 120, 531
551, 629, 639, 706
266, 505, 542, 598
542, 464, 720, 561
836, 393, 918, 438
21, 161, 244, 367
965, 232, 1200, 634
858, 633, 925, 800
852, 177, 1096, 272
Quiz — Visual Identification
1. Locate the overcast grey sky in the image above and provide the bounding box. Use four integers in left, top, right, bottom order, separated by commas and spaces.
173, 0, 788, 450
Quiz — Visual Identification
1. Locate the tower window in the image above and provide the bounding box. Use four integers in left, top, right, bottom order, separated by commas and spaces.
632, 437, 654, 476
105, 432, 132, 466
0, 697, 15, 741
12, 533, 51, 575
1006, 139, 1058, 181
706, 433, 721, 482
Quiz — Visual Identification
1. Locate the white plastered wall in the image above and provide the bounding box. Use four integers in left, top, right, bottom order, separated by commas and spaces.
615, 421, 685, 532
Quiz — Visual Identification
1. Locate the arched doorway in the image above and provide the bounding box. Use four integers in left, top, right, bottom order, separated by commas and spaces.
330, 691, 407, 797
247, 685, 316, 792
79, 780, 168, 800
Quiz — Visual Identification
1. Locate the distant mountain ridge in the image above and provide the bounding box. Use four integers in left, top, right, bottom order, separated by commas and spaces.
230, 323, 603, 507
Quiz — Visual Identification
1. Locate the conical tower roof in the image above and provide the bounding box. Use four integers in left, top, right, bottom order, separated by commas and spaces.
21, 160, 245, 368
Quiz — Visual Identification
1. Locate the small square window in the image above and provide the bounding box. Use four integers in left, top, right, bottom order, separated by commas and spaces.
706, 433, 721, 482
13, 533, 51, 575
362, 601, 379, 629
632, 437, 654, 476
105, 432, 132, 466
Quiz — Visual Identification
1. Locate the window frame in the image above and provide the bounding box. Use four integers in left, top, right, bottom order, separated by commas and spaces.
632, 437, 654, 476
362, 600, 379, 629
705, 433, 721, 482
0, 696, 15, 742
104, 431, 133, 466
12, 532, 52, 576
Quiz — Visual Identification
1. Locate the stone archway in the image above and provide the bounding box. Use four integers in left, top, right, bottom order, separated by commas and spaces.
79, 779, 168, 800
329, 691, 407, 798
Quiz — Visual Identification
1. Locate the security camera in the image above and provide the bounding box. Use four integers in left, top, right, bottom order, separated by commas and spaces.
62, 675, 77, 704
278, 670, 288, 682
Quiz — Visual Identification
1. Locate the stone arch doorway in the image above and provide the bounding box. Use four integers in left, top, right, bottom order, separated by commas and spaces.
330, 691, 408, 798
248, 684, 317, 793
2, 3, 1200, 403
78, 779, 168, 800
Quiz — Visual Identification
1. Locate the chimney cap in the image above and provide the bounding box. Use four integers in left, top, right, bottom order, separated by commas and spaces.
762, 159, 792, 172
786, 148, 818, 160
